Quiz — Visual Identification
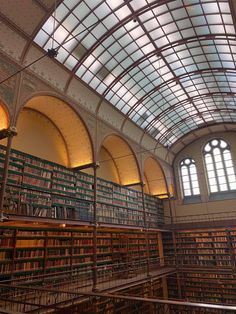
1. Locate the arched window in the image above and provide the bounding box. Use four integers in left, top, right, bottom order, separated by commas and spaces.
204, 139, 236, 193
180, 158, 200, 197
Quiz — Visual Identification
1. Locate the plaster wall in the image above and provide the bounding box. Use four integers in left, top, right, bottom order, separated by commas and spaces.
165, 132, 236, 223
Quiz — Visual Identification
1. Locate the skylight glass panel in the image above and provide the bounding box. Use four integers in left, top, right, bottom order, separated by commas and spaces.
131, 0, 147, 10
34, 30, 49, 46
115, 5, 131, 20
33, 0, 236, 146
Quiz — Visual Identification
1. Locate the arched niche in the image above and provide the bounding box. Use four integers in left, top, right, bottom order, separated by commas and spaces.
143, 157, 168, 197
0, 103, 9, 130
98, 135, 140, 185
13, 96, 93, 167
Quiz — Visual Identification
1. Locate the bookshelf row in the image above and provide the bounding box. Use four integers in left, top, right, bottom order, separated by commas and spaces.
0, 145, 164, 227
167, 271, 236, 305
162, 228, 236, 269
0, 224, 162, 283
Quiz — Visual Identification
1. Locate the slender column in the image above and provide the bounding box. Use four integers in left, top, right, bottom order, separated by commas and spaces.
162, 276, 170, 314
172, 231, 178, 268
73, 161, 99, 291
226, 229, 236, 271
158, 232, 164, 267
141, 182, 150, 277
167, 192, 173, 224
0, 69, 21, 221
0, 127, 17, 220
176, 272, 182, 299
92, 163, 99, 291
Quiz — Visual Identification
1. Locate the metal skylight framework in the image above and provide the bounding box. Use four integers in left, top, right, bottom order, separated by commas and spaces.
34, 0, 236, 147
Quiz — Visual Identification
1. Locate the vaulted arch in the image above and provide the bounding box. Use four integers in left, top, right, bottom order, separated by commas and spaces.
0, 102, 9, 131
99, 134, 140, 186
143, 157, 167, 197
14, 95, 93, 167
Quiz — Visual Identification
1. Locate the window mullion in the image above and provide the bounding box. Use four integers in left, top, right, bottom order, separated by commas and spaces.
211, 149, 220, 192
187, 165, 193, 195
221, 148, 230, 190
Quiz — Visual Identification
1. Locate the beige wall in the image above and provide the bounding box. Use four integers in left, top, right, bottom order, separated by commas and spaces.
165, 132, 236, 223
13, 109, 69, 166
0, 104, 9, 129
97, 146, 120, 183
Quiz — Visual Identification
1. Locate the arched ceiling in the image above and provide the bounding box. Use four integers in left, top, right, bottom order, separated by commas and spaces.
144, 157, 168, 197
0, 104, 9, 130
25, 96, 93, 167
1, 0, 236, 152
33, 0, 236, 148
101, 135, 140, 186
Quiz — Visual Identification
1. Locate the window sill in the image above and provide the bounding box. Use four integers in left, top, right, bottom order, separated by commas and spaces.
183, 195, 201, 204
209, 190, 236, 201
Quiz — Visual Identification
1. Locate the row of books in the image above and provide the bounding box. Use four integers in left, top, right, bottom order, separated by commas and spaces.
169, 272, 236, 305
0, 146, 163, 223
0, 226, 161, 279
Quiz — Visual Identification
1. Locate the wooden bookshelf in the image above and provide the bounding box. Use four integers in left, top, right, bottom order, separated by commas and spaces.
167, 271, 236, 305
0, 145, 164, 228
164, 228, 236, 269
0, 224, 163, 285
162, 226, 236, 308
162, 231, 175, 266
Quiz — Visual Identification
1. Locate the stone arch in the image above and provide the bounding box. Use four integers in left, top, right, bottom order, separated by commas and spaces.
98, 134, 141, 185
13, 95, 93, 167
0, 101, 10, 130
143, 157, 168, 197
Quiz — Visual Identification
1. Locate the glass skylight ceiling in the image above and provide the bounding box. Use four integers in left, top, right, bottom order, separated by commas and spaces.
34, 0, 236, 146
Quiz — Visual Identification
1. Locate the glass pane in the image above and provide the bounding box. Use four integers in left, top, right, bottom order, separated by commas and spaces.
228, 174, 236, 183
212, 139, 219, 146
210, 185, 218, 193
229, 182, 236, 190
189, 164, 197, 174
216, 169, 225, 177
33, 2, 236, 146
220, 140, 227, 148
185, 159, 191, 165
227, 167, 235, 175
215, 161, 224, 170
214, 152, 222, 163
181, 166, 188, 175
184, 190, 191, 196
193, 187, 200, 195
183, 182, 191, 190
205, 154, 213, 164
209, 178, 217, 186
190, 174, 197, 181
213, 147, 220, 156
208, 171, 216, 179
223, 150, 231, 159
218, 176, 226, 184
206, 163, 214, 170
192, 181, 199, 188
204, 143, 211, 152
219, 184, 228, 191
225, 159, 233, 167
